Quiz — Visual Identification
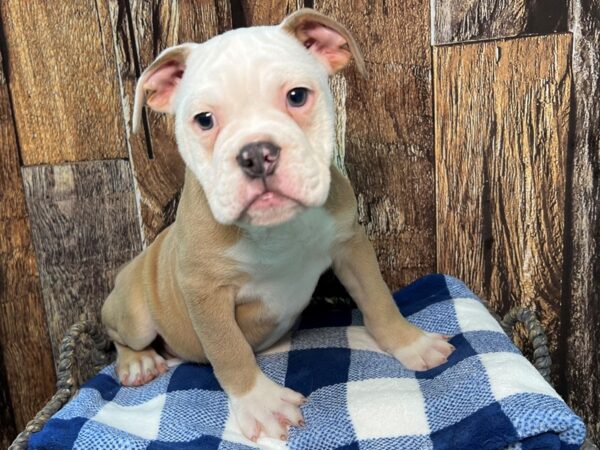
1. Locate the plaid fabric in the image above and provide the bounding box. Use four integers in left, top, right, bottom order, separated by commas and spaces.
29, 275, 586, 450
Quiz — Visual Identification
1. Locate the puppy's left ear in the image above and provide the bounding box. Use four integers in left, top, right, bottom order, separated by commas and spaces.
132, 43, 198, 133
281, 8, 366, 77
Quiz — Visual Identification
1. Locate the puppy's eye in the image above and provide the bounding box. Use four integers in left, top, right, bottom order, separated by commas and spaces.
286, 88, 309, 107
194, 112, 214, 130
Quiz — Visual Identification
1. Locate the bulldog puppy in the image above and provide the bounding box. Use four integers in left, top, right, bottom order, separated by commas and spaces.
102, 8, 454, 442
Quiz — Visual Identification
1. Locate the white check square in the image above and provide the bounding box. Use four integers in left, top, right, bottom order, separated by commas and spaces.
92, 393, 166, 440
454, 298, 505, 333
347, 378, 430, 439
480, 352, 562, 401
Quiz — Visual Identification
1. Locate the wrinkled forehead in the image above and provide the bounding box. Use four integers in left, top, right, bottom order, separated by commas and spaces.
179, 27, 329, 101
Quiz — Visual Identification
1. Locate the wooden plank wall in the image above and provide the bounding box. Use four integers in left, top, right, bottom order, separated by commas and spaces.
435, 34, 572, 380
314, 0, 437, 289
2, 1, 129, 165
0, 0, 598, 445
432, 0, 599, 442
0, 46, 56, 448
564, 0, 600, 441
433, 0, 568, 44
21, 161, 143, 362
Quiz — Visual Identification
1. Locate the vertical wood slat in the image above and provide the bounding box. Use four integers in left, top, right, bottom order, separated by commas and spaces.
111, 0, 230, 246
434, 34, 572, 379
0, 49, 56, 439
565, 0, 600, 442
21, 161, 143, 374
240, 0, 302, 25
0, 0, 128, 165
314, 0, 436, 290
0, 350, 16, 448
432, 0, 569, 45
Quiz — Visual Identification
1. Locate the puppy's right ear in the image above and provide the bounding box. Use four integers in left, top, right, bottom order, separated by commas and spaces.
281, 9, 365, 77
132, 43, 197, 133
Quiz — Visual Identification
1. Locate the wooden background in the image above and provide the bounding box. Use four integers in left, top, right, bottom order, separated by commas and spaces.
0, 0, 598, 445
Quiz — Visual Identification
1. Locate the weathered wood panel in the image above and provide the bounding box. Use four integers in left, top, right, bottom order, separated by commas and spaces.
432, 0, 568, 45
112, 0, 229, 245
314, 0, 436, 290
0, 0, 127, 165
564, 0, 600, 442
435, 34, 572, 379
22, 160, 142, 367
240, 0, 302, 25
0, 49, 56, 438
0, 350, 15, 448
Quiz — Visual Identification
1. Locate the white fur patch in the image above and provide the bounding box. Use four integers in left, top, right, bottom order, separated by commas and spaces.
228, 207, 336, 350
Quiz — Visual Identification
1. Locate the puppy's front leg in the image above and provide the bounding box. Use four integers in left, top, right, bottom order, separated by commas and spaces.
186, 286, 305, 441
333, 226, 454, 370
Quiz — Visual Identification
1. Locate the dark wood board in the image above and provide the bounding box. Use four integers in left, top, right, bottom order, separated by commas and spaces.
0, 0, 128, 164
434, 34, 572, 382
433, 0, 568, 45
240, 0, 302, 25
313, 0, 436, 290
0, 345, 16, 448
563, 0, 600, 442
21, 160, 142, 372
0, 48, 56, 440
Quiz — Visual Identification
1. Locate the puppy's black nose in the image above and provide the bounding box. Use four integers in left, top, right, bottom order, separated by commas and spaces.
236, 141, 281, 178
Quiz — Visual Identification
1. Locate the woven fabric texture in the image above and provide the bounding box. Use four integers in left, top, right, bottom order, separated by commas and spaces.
28, 275, 586, 450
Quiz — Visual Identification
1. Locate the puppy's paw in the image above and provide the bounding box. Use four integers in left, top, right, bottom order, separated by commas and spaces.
116, 347, 168, 386
230, 373, 306, 442
393, 332, 455, 371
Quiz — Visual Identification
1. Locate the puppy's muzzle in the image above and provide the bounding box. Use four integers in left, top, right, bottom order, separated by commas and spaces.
236, 141, 281, 179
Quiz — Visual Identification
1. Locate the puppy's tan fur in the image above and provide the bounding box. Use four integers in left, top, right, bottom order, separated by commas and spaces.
103, 166, 360, 392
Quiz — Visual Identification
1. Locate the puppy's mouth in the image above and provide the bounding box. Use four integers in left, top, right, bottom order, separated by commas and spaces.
238, 188, 305, 225
243, 188, 302, 213
251, 191, 290, 208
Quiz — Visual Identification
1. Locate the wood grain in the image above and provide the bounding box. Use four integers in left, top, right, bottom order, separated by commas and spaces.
0, 48, 56, 439
0, 0, 127, 165
564, 0, 600, 442
22, 160, 142, 370
112, 0, 229, 245
0, 40, 17, 445
434, 34, 572, 379
0, 348, 15, 448
313, 0, 436, 290
240, 0, 302, 25
433, 0, 568, 45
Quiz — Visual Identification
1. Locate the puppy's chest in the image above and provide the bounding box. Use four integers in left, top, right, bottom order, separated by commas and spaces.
228, 208, 336, 319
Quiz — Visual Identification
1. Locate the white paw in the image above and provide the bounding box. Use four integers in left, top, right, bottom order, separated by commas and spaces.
230, 373, 306, 442
393, 332, 455, 371
116, 348, 168, 386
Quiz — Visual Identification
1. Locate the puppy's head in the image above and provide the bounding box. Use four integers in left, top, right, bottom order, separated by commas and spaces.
133, 9, 364, 227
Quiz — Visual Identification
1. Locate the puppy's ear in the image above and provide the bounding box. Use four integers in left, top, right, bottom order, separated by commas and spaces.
132, 43, 197, 133
281, 8, 365, 77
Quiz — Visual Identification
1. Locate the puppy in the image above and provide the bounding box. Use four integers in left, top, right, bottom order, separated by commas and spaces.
101, 8, 454, 442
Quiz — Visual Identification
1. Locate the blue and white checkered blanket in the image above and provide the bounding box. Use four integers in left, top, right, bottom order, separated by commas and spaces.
30, 275, 586, 449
